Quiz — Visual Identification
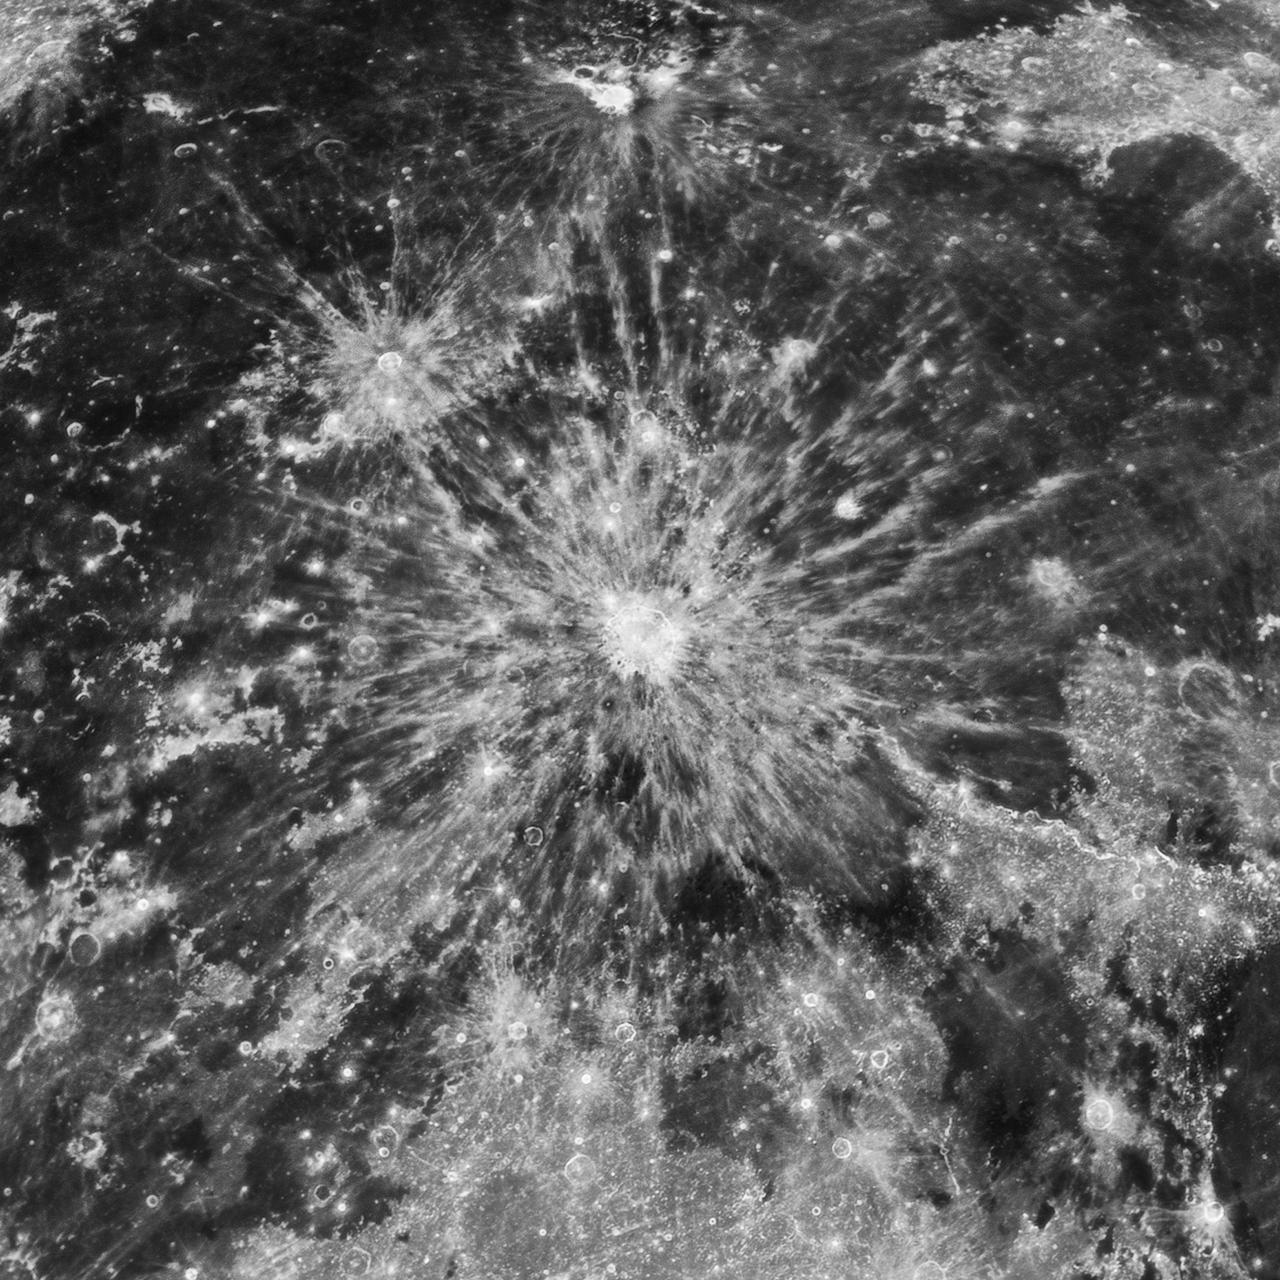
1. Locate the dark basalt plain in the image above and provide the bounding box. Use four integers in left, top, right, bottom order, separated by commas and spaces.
4, 2, 1280, 1278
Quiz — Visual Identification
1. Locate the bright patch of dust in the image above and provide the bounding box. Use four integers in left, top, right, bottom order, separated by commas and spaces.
142, 90, 187, 118
0, 780, 37, 826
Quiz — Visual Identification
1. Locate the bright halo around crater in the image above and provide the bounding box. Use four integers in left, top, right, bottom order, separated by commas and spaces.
599, 591, 687, 685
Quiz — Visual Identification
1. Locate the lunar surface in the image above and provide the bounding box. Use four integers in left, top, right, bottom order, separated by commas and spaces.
5, 2, 1280, 1278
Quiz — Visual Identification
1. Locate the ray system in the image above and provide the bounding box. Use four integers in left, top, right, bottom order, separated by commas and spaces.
7, 2, 1280, 1279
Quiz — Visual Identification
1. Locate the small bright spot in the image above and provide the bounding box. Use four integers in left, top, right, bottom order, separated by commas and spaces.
834, 491, 862, 521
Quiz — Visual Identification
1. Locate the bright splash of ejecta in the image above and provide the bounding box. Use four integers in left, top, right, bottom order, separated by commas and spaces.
272, 317, 1088, 960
